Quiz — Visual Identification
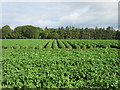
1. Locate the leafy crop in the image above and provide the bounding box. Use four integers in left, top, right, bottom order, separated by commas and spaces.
2, 48, 119, 89
2, 39, 119, 49
1, 39, 119, 89
52, 40, 58, 49
57, 40, 65, 49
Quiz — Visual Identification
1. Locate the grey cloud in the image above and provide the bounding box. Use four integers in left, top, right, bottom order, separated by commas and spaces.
2, 2, 118, 29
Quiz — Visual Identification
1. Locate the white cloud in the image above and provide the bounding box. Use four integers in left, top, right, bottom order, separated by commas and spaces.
60, 13, 80, 23
0, 3, 2, 28
0, 0, 119, 2
1, 2, 118, 29
35, 20, 57, 27
59, 12, 93, 26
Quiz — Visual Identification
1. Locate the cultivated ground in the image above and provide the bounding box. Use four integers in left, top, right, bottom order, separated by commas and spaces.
2, 39, 119, 89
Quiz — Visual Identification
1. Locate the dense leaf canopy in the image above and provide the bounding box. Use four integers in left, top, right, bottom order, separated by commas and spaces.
1, 25, 120, 39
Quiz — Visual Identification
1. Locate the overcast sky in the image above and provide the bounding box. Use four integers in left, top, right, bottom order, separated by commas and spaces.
1, 2, 118, 29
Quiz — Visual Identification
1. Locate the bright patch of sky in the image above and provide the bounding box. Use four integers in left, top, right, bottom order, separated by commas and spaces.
1, 2, 118, 29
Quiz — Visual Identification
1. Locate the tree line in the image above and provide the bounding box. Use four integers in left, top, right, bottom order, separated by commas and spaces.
0, 25, 120, 39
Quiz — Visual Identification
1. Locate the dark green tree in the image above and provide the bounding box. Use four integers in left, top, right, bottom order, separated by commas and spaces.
39, 31, 48, 39
47, 33, 60, 39
2, 25, 12, 39
1, 25, 119, 40
14, 25, 39, 39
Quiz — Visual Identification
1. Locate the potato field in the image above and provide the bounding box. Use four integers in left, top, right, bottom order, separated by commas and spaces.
2, 39, 120, 89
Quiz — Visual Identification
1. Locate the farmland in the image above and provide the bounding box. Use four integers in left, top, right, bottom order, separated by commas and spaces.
1, 39, 120, 89
2, 39, 120, 49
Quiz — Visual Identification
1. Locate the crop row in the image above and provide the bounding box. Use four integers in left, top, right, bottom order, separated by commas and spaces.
2, 39, 120, 49
2, 48, 119, 88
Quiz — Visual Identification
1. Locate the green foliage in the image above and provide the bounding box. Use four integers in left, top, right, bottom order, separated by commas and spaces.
67, 41, 80, 49
47, 33, 60, 39
14, 25, 39, 39
2, 39, 51, 49
2, 39, 119, 49
2, 39, 120, 89
62, 41, 72, 49
1, 25, 120, 39
45, 40, 53, 49
39, 31, 48, 39
2, 48, 119, 88
57, 40, 65, 48
2, 25, 12, 39
52, 40, 58, 49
